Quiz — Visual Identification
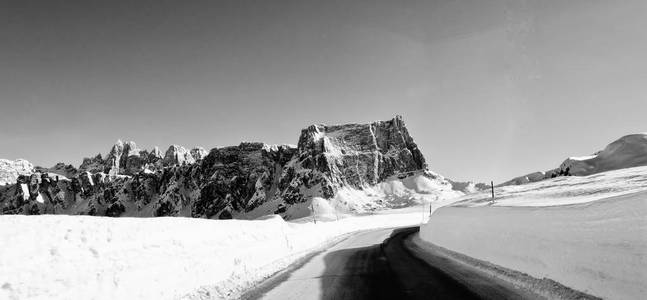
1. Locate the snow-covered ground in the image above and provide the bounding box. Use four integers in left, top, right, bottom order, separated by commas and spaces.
0, 210, 428, 300
502, 133, 647, 186
420, 166, 647, 300
559, 133, 647, 176
457, 166, 647, 207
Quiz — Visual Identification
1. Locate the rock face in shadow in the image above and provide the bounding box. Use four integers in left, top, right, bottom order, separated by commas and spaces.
0, 116, 443, 219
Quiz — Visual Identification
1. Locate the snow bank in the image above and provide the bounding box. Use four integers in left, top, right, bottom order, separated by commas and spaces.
0, 212, 424, 300
420, 168, 647, 299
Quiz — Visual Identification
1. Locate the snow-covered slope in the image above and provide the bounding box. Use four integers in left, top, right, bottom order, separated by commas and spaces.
501, 133, 647, 186
559, 133, 647, 176
0, 211, 425, 300
420, 166, 647, 300
455, 166, 647, 207
0, 116, 461, 219
0, 159, 33, 186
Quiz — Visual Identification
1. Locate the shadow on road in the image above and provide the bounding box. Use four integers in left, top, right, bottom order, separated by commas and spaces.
319, 243, 407, 299
321, 227, 481, 300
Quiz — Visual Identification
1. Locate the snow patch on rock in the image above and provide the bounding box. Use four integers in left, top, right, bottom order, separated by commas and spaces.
0, 159, 33, 186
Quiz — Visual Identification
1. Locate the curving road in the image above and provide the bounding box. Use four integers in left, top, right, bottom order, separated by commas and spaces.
243, 227, 539, 300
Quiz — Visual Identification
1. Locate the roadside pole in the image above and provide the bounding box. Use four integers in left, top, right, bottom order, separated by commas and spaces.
311, 202, 317, 224
421, 204, 425, 225
491, 181, 495, 204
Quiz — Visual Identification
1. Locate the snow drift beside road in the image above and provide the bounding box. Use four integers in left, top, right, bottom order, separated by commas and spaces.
0, 212, 425, 300
420, 167, 647, 300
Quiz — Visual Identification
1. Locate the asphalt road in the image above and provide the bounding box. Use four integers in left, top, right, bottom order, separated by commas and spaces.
244, 227, 537, 300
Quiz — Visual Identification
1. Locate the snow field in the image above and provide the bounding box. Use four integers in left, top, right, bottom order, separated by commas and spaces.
0, 211, 425, 300
420, 189, 647, 300
459, 166, 647, 207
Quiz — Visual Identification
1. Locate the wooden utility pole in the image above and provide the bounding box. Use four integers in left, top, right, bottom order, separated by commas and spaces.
421, 204, 425, 224
491, 181, 495, 200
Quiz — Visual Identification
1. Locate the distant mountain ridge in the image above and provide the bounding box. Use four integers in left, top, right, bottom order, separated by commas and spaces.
500, 133, 647, 186
0, 116, 462, 219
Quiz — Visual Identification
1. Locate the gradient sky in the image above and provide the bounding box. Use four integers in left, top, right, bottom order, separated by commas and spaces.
1, 0, 646, 183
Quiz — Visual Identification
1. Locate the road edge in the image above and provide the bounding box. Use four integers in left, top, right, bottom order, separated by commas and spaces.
235, 229, 365, 300
407, 232, 601, 300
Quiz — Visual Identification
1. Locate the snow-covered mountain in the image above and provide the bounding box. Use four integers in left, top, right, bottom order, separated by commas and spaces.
0, 116, 461, 218
501, 133, 647, 186
0, 159, 34, 186
77, 140, 208, 176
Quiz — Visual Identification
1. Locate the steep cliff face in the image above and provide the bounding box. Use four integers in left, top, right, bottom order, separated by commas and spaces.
190, 143, 299, 218
0, 116, 460, 219
296, 115, 427, 188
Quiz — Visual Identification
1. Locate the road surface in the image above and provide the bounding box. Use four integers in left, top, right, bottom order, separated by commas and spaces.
244, 227, 538, 300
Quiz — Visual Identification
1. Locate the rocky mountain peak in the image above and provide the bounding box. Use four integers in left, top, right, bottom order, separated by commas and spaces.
76, 140, 205, 176
163, 144, 194, 166
1, 116, 460, 219
190, 147, 208, 161
149, 146, 163, 162
295, 116, 427, 187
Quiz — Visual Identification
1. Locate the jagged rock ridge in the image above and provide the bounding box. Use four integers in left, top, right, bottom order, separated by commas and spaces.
77, 141, 207, 176
0, 116, 459, 219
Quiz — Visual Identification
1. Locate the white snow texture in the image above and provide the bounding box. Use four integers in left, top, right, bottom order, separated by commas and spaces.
420, 166, 647, 300
0, 211, 425, 300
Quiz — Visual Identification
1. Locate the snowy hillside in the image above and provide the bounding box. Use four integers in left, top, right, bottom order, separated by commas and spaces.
501, 133, 647, 186
0, 211, 426, 300
559, 133, 647, 176
455, 165, 647, 207
420, 166, 647, 300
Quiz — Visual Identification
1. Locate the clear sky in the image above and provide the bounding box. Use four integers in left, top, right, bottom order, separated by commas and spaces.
1, 0, 645, 183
